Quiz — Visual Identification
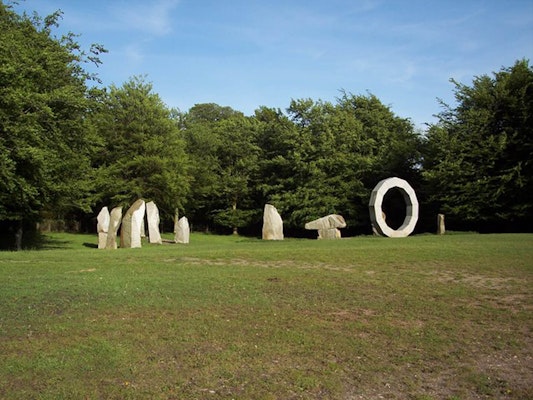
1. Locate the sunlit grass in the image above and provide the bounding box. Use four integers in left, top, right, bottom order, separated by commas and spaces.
1, 232, 532, 399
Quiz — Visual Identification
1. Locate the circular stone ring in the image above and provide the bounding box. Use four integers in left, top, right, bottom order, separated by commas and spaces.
369, 177, 419, 238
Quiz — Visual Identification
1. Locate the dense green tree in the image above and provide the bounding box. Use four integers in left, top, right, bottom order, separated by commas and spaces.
211, 114, 261, 234
182, 104, 260, 233
421, 60, 533, 231
90, 77, 189, 222
0, 3, 105, 248
256, 94, 420, 233
181, 104, 238, 230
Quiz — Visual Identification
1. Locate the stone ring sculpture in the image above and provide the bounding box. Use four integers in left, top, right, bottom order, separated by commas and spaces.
369, 177, 418, 238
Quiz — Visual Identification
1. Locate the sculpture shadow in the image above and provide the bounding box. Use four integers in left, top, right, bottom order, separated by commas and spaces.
83, 242, 98, 249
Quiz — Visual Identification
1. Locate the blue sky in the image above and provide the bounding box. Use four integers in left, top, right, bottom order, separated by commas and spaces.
12, 0, 533, 128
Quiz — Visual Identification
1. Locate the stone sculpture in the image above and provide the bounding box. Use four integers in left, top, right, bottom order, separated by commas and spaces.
262, 204, 283, 240
437, 214, 445, 235
146, 201, 162, 244
369, 177, 418, 238
120, 199, 146, 248
105, 207, 122, 249
175, 216, 190, 244
305, 214, 346, 239
97, 206, 110, 249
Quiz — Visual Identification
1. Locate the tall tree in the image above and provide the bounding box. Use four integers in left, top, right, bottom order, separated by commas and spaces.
0, 3, 105, 248
90, 77, 190, 222
211, 114, 261, 234
182, 104, 261, 233
421, 59, 533, 231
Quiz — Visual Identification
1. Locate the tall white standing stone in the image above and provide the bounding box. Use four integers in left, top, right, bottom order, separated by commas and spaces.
97, 206, 110, 249
106, 207, 122, 249
120, 199, 146, 248
175, 216, 190, 244
262, 204, 284, 240
146, 201, 162, 244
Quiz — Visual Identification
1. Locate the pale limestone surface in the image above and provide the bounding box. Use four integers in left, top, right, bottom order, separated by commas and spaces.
318, 228, 341, 239
175, 216, 190, 244
437, 214, 445, 235
146, 201, 162, 244
305, 214, 346, 239
369, 177, 418, 238
97, 206, 110, 249
262, 204, 283, 240
120, 199, 146, 248
106, 207, 122, 249
305, 214, 346, 230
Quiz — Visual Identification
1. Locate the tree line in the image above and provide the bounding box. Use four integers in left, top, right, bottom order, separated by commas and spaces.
1, 3, 532, 248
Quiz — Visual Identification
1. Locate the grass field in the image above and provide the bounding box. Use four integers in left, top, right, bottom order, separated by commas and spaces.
0, 232, 531, 399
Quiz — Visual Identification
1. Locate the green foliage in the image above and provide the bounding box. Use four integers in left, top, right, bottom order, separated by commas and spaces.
0, 3, 105, 227
90, 77, 190, 221
422, 59, 533, 230
182, 104, 261, 231
2, 2, 531, 236
259, 94, 420, 231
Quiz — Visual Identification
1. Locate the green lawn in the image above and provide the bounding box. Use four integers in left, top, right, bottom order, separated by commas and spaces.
0, 233, 531, 399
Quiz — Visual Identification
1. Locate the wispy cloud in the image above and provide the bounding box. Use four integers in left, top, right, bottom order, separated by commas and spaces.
112, 0, 180, 36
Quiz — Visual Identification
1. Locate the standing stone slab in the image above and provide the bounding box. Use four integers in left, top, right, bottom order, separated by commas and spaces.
120, 199, 146, 248
305, 214, 346, 239
369, 177, 418, 238
437, 214, 445, 235
146, 201, 162, 244
106, 207, 122, 250
262, 204, 283, 240
175, 216, 190, 244
97, 206, 110, 249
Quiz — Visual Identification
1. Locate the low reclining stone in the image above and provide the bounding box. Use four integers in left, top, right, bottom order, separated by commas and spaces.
305, 214, 346, 239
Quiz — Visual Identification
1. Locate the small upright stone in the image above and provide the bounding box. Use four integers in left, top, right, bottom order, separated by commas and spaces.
437, 214, 445, 235
120, 199, 146, 248
97, 206, 110, 249
146, 201, 162, 244
175, 216, 190, 244
262, 204, 283, 240
106, 207, 122, 249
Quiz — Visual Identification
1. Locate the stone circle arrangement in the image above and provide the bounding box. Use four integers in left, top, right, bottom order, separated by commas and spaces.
96, 177, 423, 248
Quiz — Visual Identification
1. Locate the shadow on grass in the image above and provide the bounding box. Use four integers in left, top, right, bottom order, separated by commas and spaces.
36, 234, 74, 250
0, 231, 74, 251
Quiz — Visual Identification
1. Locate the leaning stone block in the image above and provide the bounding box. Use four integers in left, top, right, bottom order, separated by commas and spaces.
97, 206, 110, 249
146, 201, 162, 244
120, 199, 146, 248
106, 207, 122, 250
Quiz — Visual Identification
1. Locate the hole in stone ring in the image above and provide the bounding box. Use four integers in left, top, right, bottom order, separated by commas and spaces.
368, 177, 419, 238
